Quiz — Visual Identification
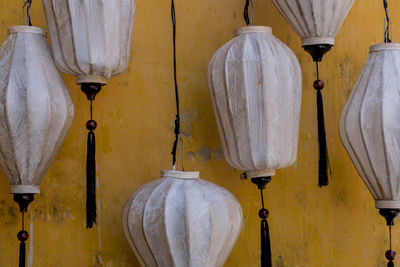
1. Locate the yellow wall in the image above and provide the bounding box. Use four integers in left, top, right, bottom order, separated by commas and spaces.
0, 0, 397, 266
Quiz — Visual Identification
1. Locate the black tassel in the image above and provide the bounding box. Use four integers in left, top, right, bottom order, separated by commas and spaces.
388, 261, 394, 267
261, 219, 272, 267
86, 130, 96, 228
19, 241, 25, 267
314, 79, 329, 187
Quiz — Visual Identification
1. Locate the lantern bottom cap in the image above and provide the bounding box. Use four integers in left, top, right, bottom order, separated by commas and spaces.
246, 168, 275, 179
302, 37, 335, 47
10, 185, 40, 194
376, 200, 400, 209
76, 75, 108, 85
161, 170, 200, 180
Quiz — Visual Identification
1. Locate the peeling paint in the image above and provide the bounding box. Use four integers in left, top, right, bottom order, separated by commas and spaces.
170, 107, 200, 137
198, 146, 212, 162
186, 151, 197, 160
214, 146, 223, 161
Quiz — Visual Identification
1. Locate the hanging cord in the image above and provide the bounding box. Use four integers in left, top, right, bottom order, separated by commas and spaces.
86, 100, 97, 228
243, 0, 255, 26
314, 62, 331, 187
170, 0, 184, 171
258, 188, 272, 267
18, 212, 28, 267
386, 225, 396, 267
383, 0, 392, 43
22, 0, 32, 26
95, 176, 104, 265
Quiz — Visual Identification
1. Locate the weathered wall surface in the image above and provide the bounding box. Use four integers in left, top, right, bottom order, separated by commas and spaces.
0, 0, 396, 266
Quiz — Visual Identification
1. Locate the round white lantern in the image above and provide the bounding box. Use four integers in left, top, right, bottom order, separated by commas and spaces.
123, 170, 243, 267
271, 0, 354, 46
42, 0, 136, 84
208, 26, 302, 179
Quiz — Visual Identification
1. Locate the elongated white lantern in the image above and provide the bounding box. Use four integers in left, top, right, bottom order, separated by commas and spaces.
123, 170, 243, 267
208, 26, 302, 179
42, 0, 136, 228
340, 43, 400, 211
339, 43, 400, 266
271, 0, 354, 47
272, 0, 354, 187
0, 25, 74, 266
0, 26, 74, 195
42, 0, 136, 85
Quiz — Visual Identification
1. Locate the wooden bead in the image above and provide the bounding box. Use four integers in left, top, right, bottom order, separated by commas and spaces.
386, 250, 396, 261
17, 230, 29, 241
86, 120, 97, 131
259, 208, 269, 219
313, 80, 324, 90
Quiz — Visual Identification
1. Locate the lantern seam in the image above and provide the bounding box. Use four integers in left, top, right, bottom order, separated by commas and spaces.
0, 34, 18, 184
223, 40, 245, 169
48, 0, 78, 75
342, 65, 379, 199
359, 56, 386, 198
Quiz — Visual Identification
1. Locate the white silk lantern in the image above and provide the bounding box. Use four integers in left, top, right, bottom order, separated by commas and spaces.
271, 0, 354, 47
340, 43, 400, 213
42, 0, 136, 85
0, 25, 74, 266
339, 43, 400, 266
271, 0, 354, 187
208, 25, 301, 266
0, 26, 74, 195
123, 170, 243, 267
208, 26, 302, 179
42, 0, 136, 228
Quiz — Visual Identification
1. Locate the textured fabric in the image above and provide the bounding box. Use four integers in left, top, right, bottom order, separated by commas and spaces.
42, 0, 136, 84
208, 26, 302, 178
272, 0, 354, 46
340, 43, 400, 207
122, 170, 243, 267
0, 26, 74, 194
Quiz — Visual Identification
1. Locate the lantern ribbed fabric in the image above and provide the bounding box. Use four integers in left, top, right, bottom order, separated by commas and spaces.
339, 43, 400, 209
208, 26, 302, 179
42, 0, 136, 84
123, 170, 243, 267
271, 0, 354, 46
0, 26, 74, 194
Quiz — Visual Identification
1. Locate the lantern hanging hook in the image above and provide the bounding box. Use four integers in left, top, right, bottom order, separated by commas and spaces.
383, 0, 392, 43
22, 0, 32, 26
244, 0, 255, 26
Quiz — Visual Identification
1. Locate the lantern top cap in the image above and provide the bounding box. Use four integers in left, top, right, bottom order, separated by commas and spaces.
234, 26, 272, 37
161, 170, 200, 180
370, 43, 400, 53
8, 26, 46, 36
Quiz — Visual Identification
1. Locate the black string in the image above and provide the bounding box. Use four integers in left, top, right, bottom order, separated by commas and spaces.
383, 0, 392, 43
22, 212, 24, 231
244, 0, 250, 26
23, 0, 32, 26
316, 61, 319, 80
171, 0, 181, 168
260, 189, 265, 209
90, 100, 93, 121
